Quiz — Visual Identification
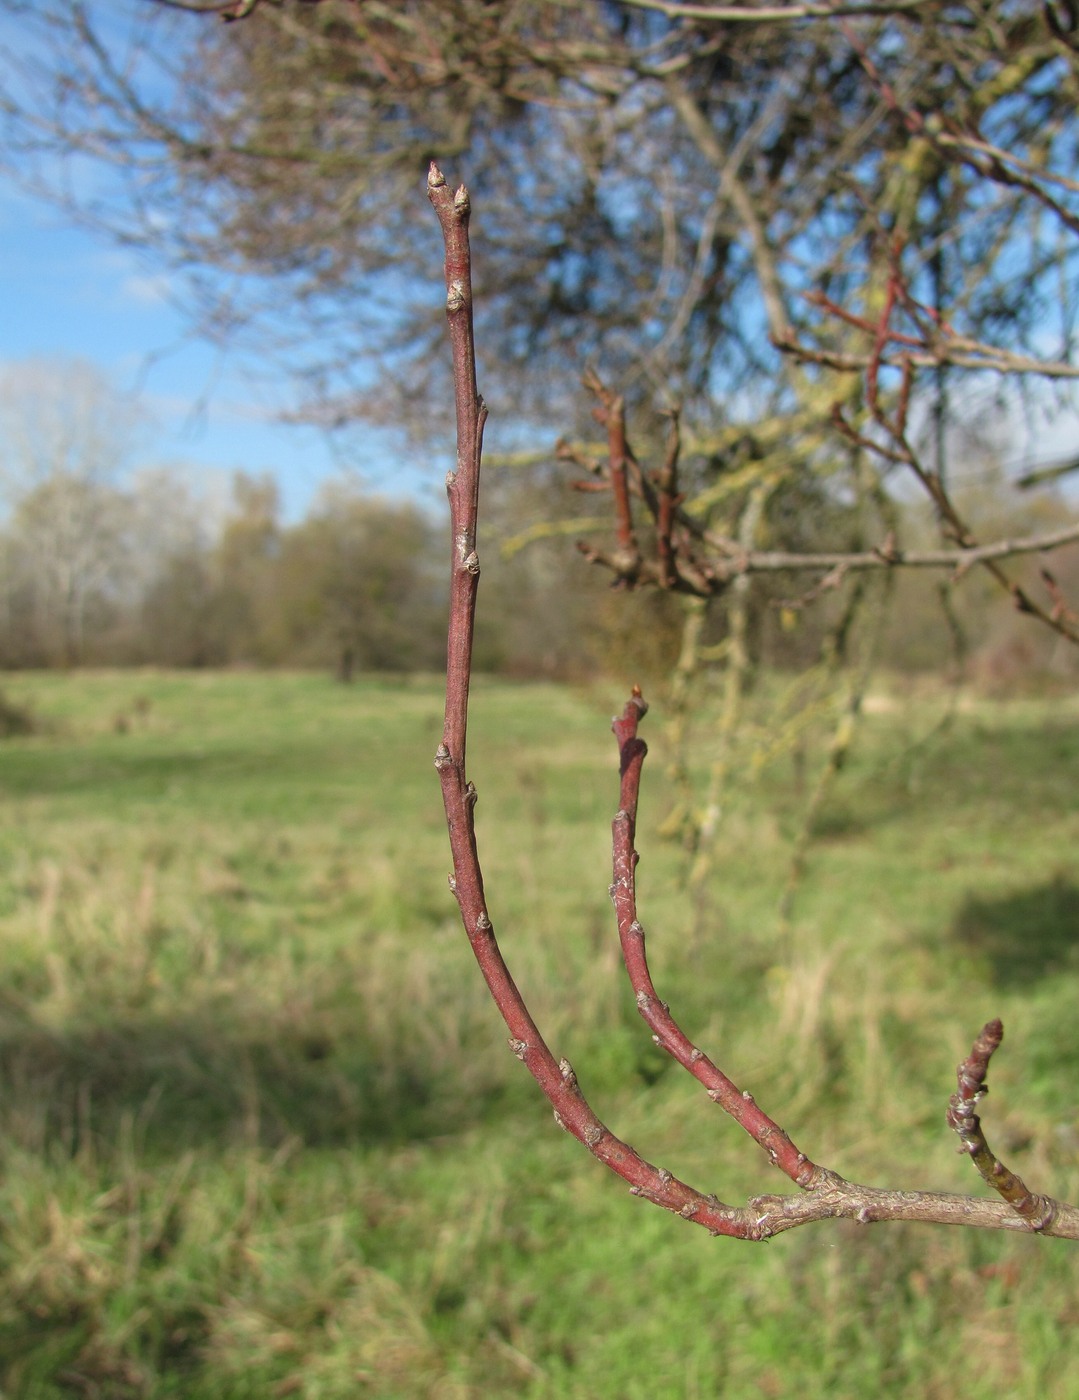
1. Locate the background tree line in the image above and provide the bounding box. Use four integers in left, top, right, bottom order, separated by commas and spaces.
0, 357, 1072, 685
0, 458, 439, 675
0, 360, 448, 674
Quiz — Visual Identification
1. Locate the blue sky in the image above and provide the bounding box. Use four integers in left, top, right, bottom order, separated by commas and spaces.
0, 175, 427, 522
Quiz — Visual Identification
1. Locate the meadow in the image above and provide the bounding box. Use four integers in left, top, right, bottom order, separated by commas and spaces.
0, 669, 1077, 1398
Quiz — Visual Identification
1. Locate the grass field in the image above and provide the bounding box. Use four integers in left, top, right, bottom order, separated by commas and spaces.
0, 669, 1078, 1398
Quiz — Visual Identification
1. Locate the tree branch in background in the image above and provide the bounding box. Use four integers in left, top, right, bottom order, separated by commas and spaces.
430, 163, 1079, 1242
570, 371, 1079, 639
623, 1, 933, 19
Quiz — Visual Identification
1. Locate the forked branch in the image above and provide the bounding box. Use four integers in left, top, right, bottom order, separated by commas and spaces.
429, 163, 1079, 1241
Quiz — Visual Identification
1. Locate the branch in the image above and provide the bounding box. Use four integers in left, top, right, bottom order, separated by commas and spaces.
610, 694, 1079, 1237
775, 267, 1079, 643
776, 332, 1079, 382
587, 374, 641, 584
621, 0, 933, 21
429, 162, 1079, 1244
428, 161, 758, 1240
564, 365, 1079, 635
576, 530, 1079, 593
611, 690, 818, 1186
569, 399, 1079, 590
707, 525, 1079, 577
946, 1020, 1060, 1232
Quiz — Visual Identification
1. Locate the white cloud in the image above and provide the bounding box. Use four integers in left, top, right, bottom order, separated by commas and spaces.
119, 271, 174, 306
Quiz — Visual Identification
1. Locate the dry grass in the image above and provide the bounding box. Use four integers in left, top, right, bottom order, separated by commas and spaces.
0, 670, 1077, 1396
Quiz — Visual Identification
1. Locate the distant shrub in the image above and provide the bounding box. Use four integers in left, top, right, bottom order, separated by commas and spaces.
0, 689, 38, 737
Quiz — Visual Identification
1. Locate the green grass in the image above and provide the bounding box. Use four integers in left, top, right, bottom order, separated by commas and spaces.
0, 669, 1078, 1397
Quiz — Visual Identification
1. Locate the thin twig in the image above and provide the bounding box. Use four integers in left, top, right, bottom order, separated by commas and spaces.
611, 690, 818, 1185
622, 0, 932, 19
429, 162, 1079, 1243
947, 1021, 1058, 1232
428, 161, 767, 1240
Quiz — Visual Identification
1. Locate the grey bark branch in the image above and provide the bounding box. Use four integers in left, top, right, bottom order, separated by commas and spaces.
623, 0, 933, 20
698, 523, 1079, 578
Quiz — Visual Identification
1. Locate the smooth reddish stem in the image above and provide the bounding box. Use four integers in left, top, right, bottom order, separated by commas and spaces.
655, 413, 681, 590
611, 690, 818, 1187
428, 162, 755, 1239
607, 395, 638, 560
427, 163, 1079, 1243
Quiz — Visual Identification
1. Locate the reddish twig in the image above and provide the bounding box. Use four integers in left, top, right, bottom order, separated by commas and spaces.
611, 690, 818, 1185
575, 373, 718, 594
946, 1021, 1058, 1231
654, 412, 682, 590
804, 289, 934, 349
429, 161, 760, 1239
1041, 568, 1079, 628
429, 162, 1079, 1242
864, 267, 899, 417
604, 393, 641, 583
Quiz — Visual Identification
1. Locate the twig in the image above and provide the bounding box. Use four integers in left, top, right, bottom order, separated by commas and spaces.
946, 1021, 1058, 1232
594, 523, 1079, 584
602, 391, 641, 583
607, 687, 1079, 1237
621, 0, 932, 19
655, 410, 682, 590
428, 160, 764, 1240
777, 334, 1079, 381
429, 162, 1079, 1242
611, 690, 817, 1184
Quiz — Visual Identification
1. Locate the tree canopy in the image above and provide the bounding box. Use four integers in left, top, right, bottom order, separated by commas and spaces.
4, 1, 1076, 432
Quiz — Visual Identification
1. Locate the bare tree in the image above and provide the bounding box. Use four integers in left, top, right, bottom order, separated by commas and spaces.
4, 2, 1077, 440
0, 360, 144, 664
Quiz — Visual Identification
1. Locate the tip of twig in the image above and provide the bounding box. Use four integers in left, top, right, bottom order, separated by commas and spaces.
427, 162, 446, 189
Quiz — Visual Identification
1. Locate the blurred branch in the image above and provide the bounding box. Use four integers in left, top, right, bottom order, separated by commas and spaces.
569, 371, 1079, 615
165, 0, 936, 19
777, 330, 1079, 382
622, 0, 932, 20
1016, 455, 1079, 489
11, 0, 1077, 449
708, 524, 1079, 575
